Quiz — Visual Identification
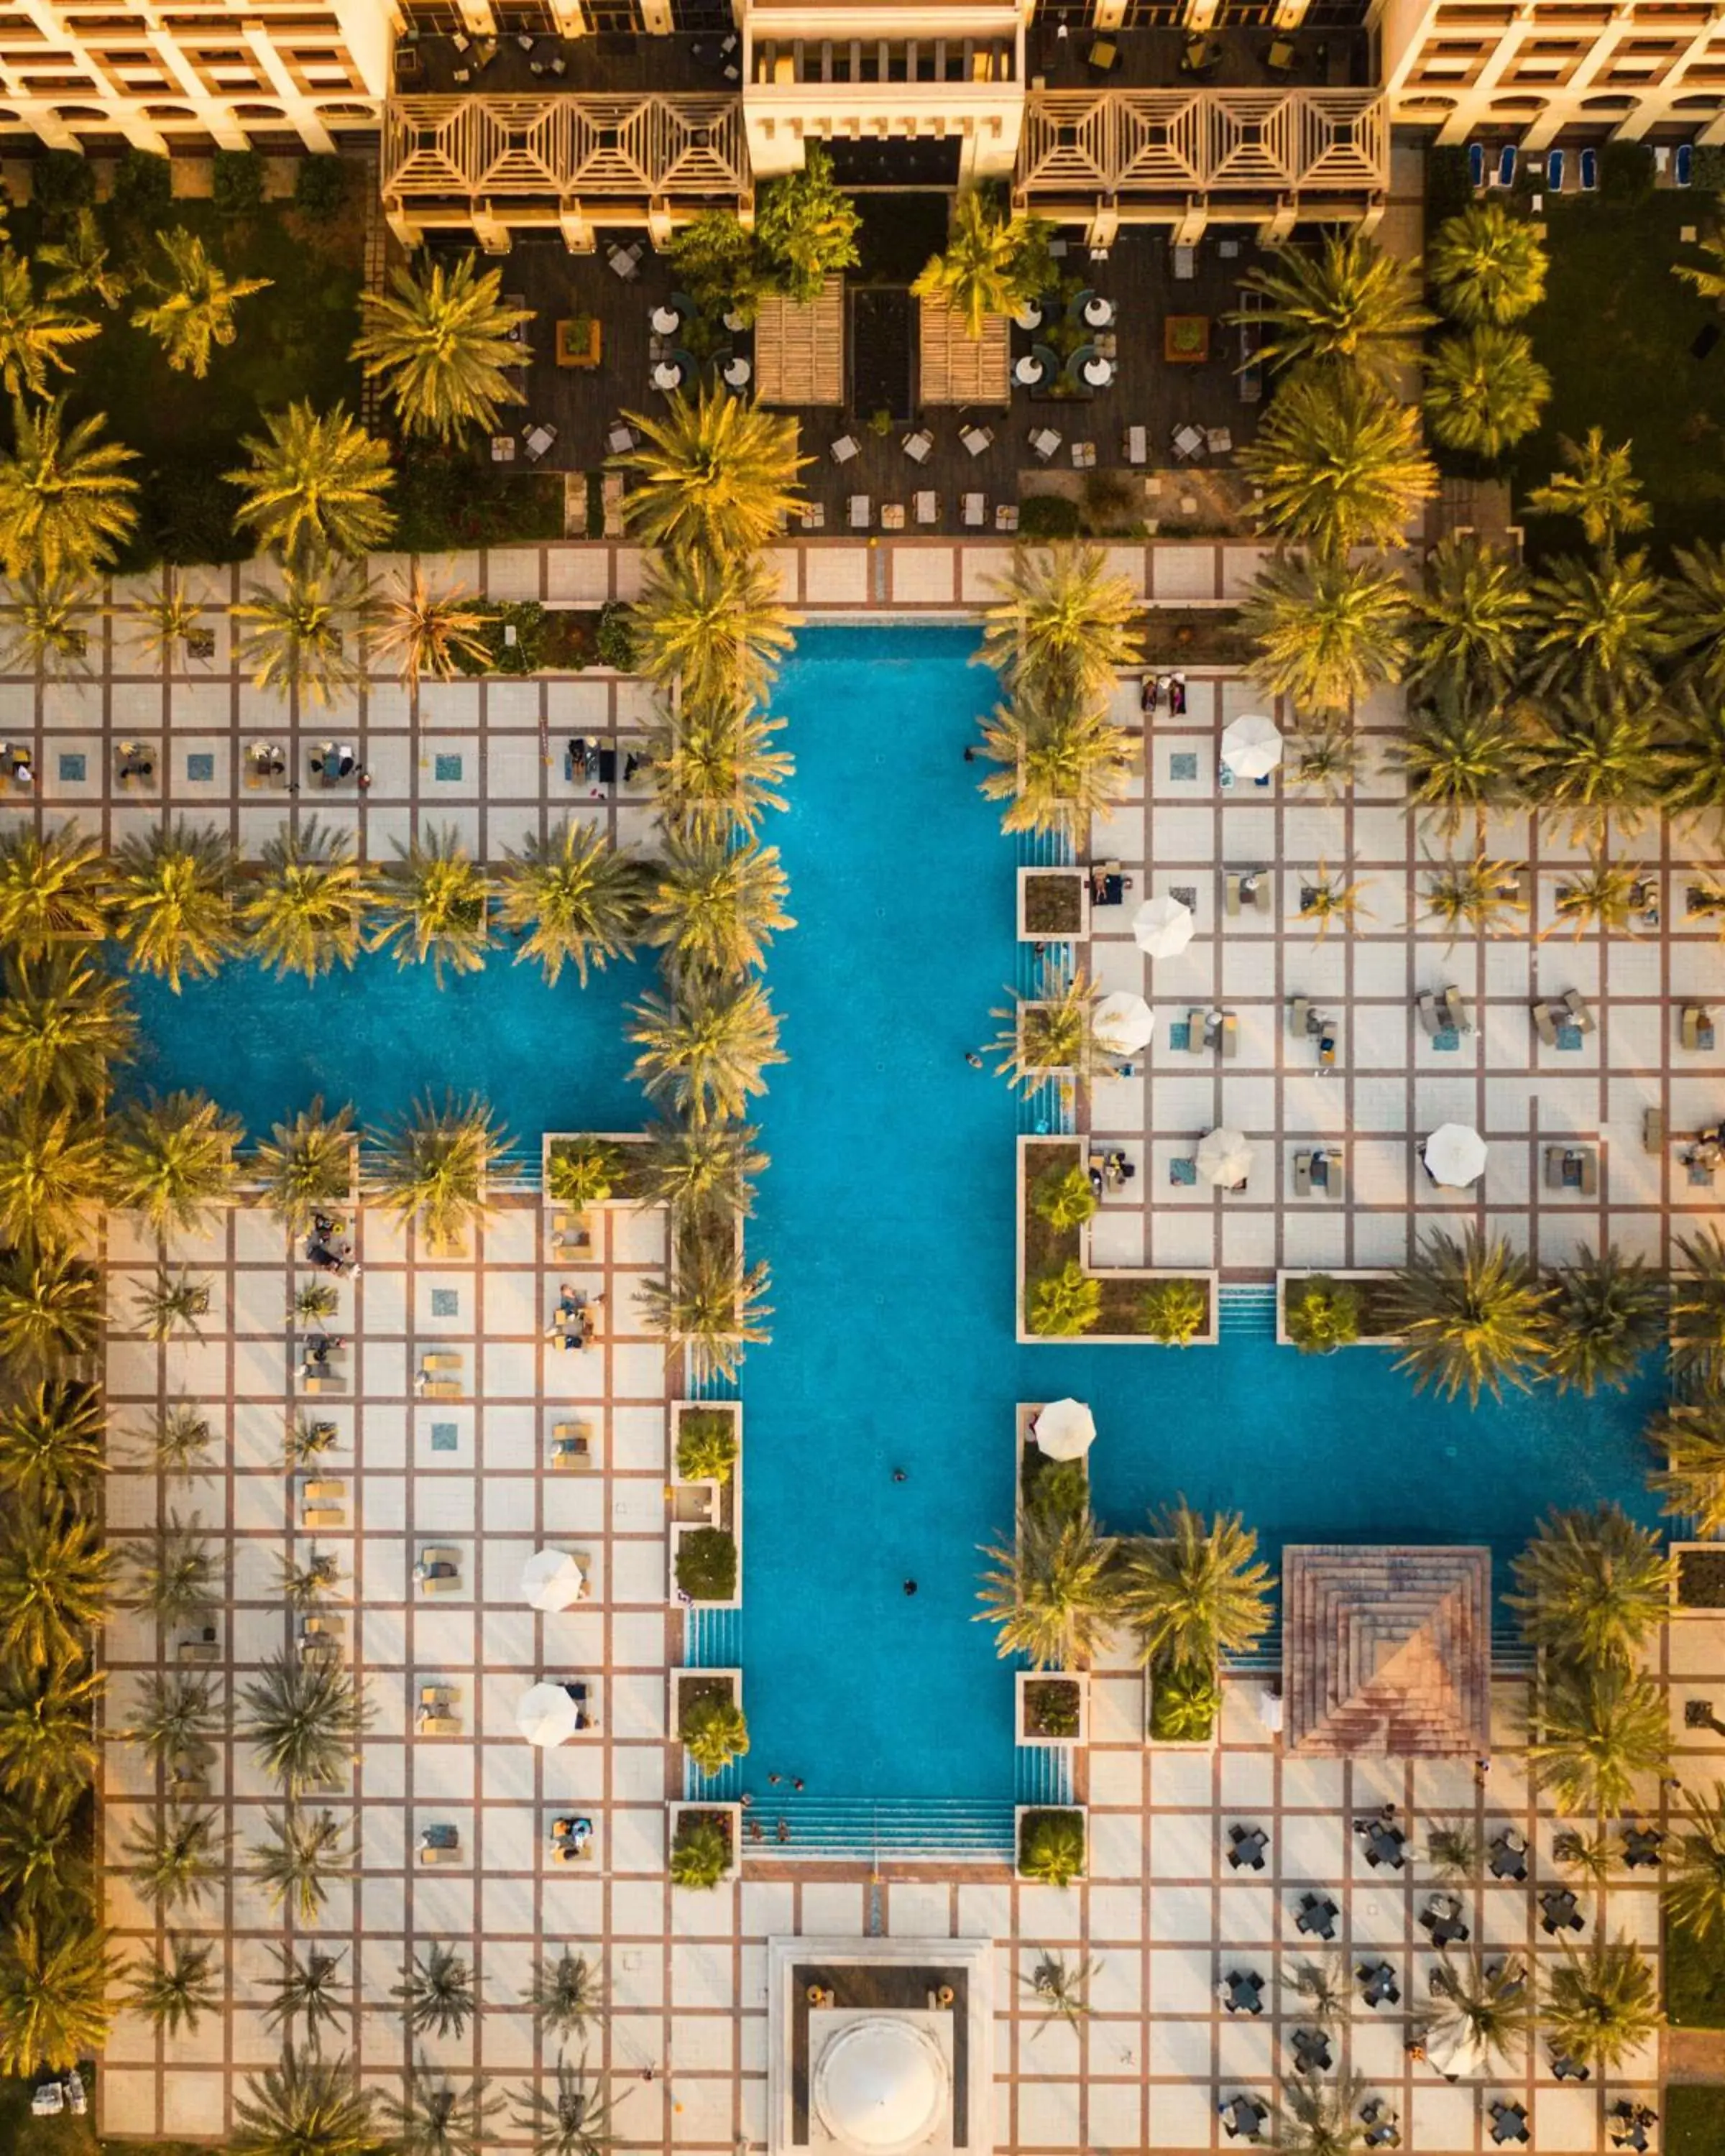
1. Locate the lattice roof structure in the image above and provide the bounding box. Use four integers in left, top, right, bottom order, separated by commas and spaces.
383, 93, 745, 208
1017, 88, 1386, 203
918, 295, 1009, 407
754, 277, 845, 407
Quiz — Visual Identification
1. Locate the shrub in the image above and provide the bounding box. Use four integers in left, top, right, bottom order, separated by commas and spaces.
134, 455, 249, 570
32, 150, 96, 216
1600, 140, 1654, 205
1151, 1657, 1221, 1742
596, 602, 636, 671
680, 1689, 749, 1774
1028, 1259, 1100, 1337
454, 601, 547, 677
546, 1141, 622, 1210
1693, 144, 1725, 193
109, 147, 172, 218
293, 155, 345, 219
675, 1528, 737, 1602
1139, 1278, 1207, 1345
1081, 466, 1138, 535
1024, 1678, 1081, 1738
212, 148, 264, 214
1018, 1807, 1085, 1886
1425, 142, 1476, 227
1024, 1454, 1087, 1527
1286, 1275, 1363, 1354
1018, 494, 1082, 540
676, 1409, 738, 1485
1033, 1162, 1095, 1233
670, 1811, 731, 1889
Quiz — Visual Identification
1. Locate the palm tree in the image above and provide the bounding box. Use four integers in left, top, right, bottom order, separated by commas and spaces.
240, 1651, 368, 1799
632, 548, 798, 707
1428, 199, 1548, 324
1668, 539, 1725, 694
1422, 326, 1550, 459
1670, 1226, 1725, 1388
394, 1941, 477, 2040
1648, 1394, 1725, 1537
1426, 1953, 1530, 2073
1239, 550, 1408, 714
0, 1509, 113, 1664
1508, 1503, 1672, 1666
385, 2064, 504, 2156
235, 561, 371, 707
1529, 1662, 1668, 1815
975, 694, 1136, 841
978, 542, 1143, 711
0, 1380, 103, 1509
1549, 854, 1647, 939
526, 1949, 607, 2045
1407, 533, 1534, 696
262, 1948, 347, 2051
612, 387, 807, 557
0, 950, 137, 1109
1527, 553, 1670, 698
1241, 365, 1437, 555
1667, 1785, 1725, 1943
0, 1917, 117, 2076
668, 1815, 730, 1890
37, 208, 130, 312
1660, 684, 1725, 831
0, 568, 97, 678
254, 1097, 355, 1236
367, 1092, 508, 1253
108, 819, 237, 992
1027, 1258, 1100, 1338
227, 400, 395, 563
496, 824, 645, 987
1384, 1228, 1551, 1405
129, 1511, 220, 1628
124, 1800, 224, 1912
374, 828, 491, 984
640, 1221, 772, 1383
974, 1508, 1118, 1669
650, 697, 795, 841
131, 226, 271, 376
0, 1102, 106, 1248
629, 975, 786, 1125
1019, 1950, 1099, 2033
276, 1549, 341, 1611
372, 564, 489, 698
126, 1670, 219, 1777
640, 1119, 764, 1227
233, 2050, 380, 2156
1542, 1938, 1661, 2073
1525, 428, 1652, 550
250, 1806, 349, 1921
0, 250, 97, 395
1115, 1502, 1274, 1669
1285, 717, 1361, 802
1422, 855, 1526, 944
911, 188, 1054, 338
352, 252, 534, 441
509, 2058, 626, 2156
643, 833, 793, 982
0, 1785, 86, 1918
0, 821, 106, 959
109, 1087, 242, 1233
0, 1244, 99, 1368
134, 1266, 212, 1340
1297, 859, 1371, 942
1275, 2070, 1368, 2155
681, 1690, 750, 1774
1230, 231, 1432, 377
1541, 1248, 1667, 1395
1520, 688, 1665, 841
0, 1664, 102, 1802
0, 395, 138, 581
990, 960, 1101, 1090
239, 821, 374, 981
124, 1937, 220, 2039
1675, 224, 1725, 300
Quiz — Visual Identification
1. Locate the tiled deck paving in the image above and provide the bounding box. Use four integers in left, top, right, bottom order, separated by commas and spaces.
0, 541, 1713, 2150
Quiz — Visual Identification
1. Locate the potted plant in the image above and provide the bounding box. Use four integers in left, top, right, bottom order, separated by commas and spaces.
1285, 1275, 1363, 1355
674, 1669, 748, 1774
1016, 1671, 1088, 1746
1016, 1806, 1087, 1885
674, 1526, 737, 1604
667, 1804, 738, 1888
1016, 865, 1090, 942
1146, 1657, 1222, 1743
675, 1404, 740, 1485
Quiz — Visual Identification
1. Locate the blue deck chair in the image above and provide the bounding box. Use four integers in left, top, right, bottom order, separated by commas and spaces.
1678, 140, 1694, 187
1580, 145, 1598, 190
1546, 147, 1565, 190
1468, 141, 1485, 190
1494, 144, 1517, 187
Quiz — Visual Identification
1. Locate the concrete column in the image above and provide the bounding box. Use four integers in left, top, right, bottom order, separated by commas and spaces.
472, 205, 512, 251
558, 201, 595, 252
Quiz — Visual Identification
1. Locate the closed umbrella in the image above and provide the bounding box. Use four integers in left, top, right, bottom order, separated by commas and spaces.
1132, 893, 1195, 958
1092, 991, 1155, 1056
521, 1547, 586, 1613
1220, 712, 1284, 778
515, 1682, 581, 1748
1425, 2012, 1488, 2081
1196, 1127, 1254, 1187
1033, 1399, 1095, 1460
1424, 1123, 1488, 1188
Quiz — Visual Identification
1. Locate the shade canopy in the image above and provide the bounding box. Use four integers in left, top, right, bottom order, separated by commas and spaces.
1220, 712, 1284, 778
1092, 991, 1155, 1055
1132, 893, 1195, 958
1033, 1398, 1096, 1460
812, 2016, 950, 2156
515, 1682, 581, 1747
1426, 2013, 1489, 2081
521, 1547, 587, 1613
1196, 1127, 1254, 1187
1425, 1123, 1488, 1188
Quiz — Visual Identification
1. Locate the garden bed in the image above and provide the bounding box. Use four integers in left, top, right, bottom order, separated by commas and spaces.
667, 1802, 740, 1887
1017, 867, 1089, 942
1276, 1270, 1402, 1349
1669, 2084, 1725, 2155
671, 1522, 740, 1608
1137, 607, 1254, 668
1145, 1656, 1220, 1747
1667, 1915, 1725, 2028
1015, 1805, 1088, 1885
1016, 1670, 1087, 1746
543, 1133, 653, 1210
1675, 1542, 1725, 1610
1018, 1138, 1217, 1343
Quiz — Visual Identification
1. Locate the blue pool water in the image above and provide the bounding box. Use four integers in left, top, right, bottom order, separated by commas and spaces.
126, 626, 1664, 1810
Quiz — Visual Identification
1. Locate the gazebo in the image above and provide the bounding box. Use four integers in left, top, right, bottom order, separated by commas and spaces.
1282, 1544, 1491, 1756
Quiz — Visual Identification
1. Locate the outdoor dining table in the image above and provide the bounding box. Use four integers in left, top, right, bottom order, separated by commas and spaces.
1295, 1894, 1338, 1939
1357, 1961, 1399, 2009
1173, 422, 1205, 459
1540, 1887, 1584, 1934
1082, 293, 1117, 328
722, 354, 752, 390
1363, 1823, 1405, 1869
1623, 1825, 1664, 1868
1220, 2096, 1266, 2142
1488, 1831, 1528, 1881
1013, 353, 1046, 388
1013, 301, 1044, 331
1081, 353, 1116, 387
650, 303, 681, 335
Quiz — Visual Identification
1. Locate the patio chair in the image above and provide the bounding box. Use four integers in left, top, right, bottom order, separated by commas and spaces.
1220, 1013, 1238, 1060
1644, 1105, 1666, 1153
1468, 142, 1486, 189
1532, 1000, 1559, 1046
1317, 1153, 1343, 1202
1289, 997, 1310, 1039
1417, 990, 1440, 1036
1293, 1151, 1312, 1198
1494, 144, 1517, 187
848, 494, 870, 529
1440, 987, 1472, 1034
1563, 987, 1595, 1033
1185, 1009, 1208, 1057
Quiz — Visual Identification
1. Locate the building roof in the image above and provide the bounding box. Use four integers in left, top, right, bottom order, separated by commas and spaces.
813, 2017, 949, 2155
1282, 1544, 1491, 1756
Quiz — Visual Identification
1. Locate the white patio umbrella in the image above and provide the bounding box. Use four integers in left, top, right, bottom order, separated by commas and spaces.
1092, 991, 1155, 1056
1033, 1398, 1095, 1460
1424, 1122, 1489, 1188
515, 1682, 581, 1748
1132, 893, 1195, 959
1196, 1126, 1254, 1187
520, 1547, 586, 1613
1425, 2012, 1488, 2082
1220, 712, 1284, 778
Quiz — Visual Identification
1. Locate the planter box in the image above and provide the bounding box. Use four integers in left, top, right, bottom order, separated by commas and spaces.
1017, 865, 1090, 944
1164, 314, 1210, 363
1144, 1659, 1220, 1750
1673, 1541, 1725, 1612
670, 1401, 740, 1590
540, 1129, 650, 1207
666, 1801, 741, 1885
1018, 1138, 1220, 1348
1016, 1669, 1089, 1747
1276, 1268, 1403, 1349
1014, 1804, 1088, 1884
671, 1667, 742, 1767
556, 316, 602, 368
669, 1519, 742, 1609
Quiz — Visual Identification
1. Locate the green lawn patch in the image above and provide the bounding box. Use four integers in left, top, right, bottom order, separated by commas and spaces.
1506, 192, 1725, 554
1669, 2084, 1725, 2156
1667, 1916, 1725, 2028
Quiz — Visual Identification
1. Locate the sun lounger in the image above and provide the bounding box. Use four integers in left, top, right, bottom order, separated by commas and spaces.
1289, 997, 1309, 1040
1683, 1005, 1715, 1051
419, 1572, 461, 1597
551, 1211, 592, 1250
1644, 1105, 1666, 1153
1225, 872, 1242, 917
178, 1639, 221, 1665
301, 1506, 346, 1529
1417, 992, 1440, 1037
1317, 1153, 1344, 1202
418, 1840, 462, 1865
300, 1373, 344, 1396
1441, 987, 1472, 1035
420, 1353, 461, 1373
1579, 1147, 1598, 1194
420, 1379, 461, 1399
1545, 1146, 1568, 1191
1563, 988, 1595, 1033
1220, 1013, 1238, 1060
1293, 1151, 1312, 1197
1532, 1001, 1559, 1046
418, 1714, 461, 1736
303, 1478, 345, 1503
1251, 874, 1274, 918
302, 1613, 345, 1636
1186, 1009, 1208, 1056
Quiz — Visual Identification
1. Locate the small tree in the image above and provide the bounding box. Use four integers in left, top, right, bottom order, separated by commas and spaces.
124, 1937, 220, 2038
1027, 1259, 1100, 1339
1528, 1662, 1668, 1816
395, 1941, 477, 2041
1507, 1504, 1673, 1667
1139, 1279, 1206, 1345
1668, 1785, 1725, 1945
1541, 1246, 1667, 1393
1542, 1938, 1661, 2073
753, 144, 860, 302
1020, 1950, 1099, 2032
1116, 1502, 1274, 1670
975, 1508, 1118, 1669
1018, 1808, 1085, 1886
525, 1950, 606, 2045
680, 1690, 750, 1776
1285, 1276, 1362, 1354
1032, 1163, 1096, 1233
675, 1409, 738, 1485
669, 1814, 731, 1890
